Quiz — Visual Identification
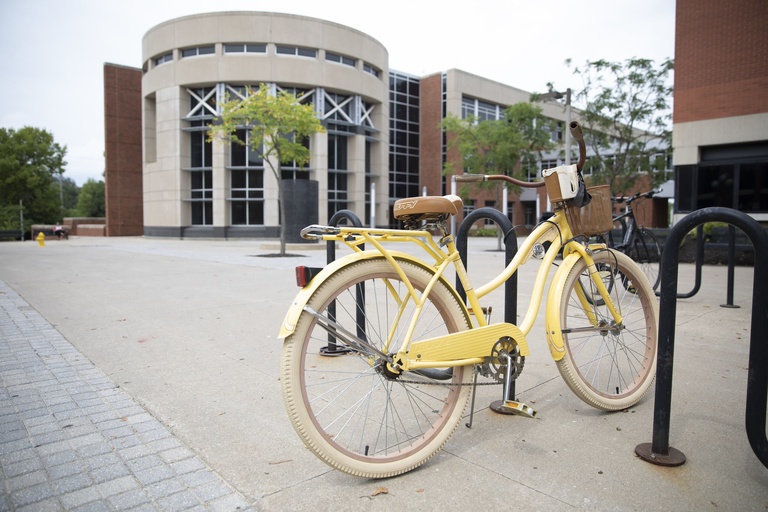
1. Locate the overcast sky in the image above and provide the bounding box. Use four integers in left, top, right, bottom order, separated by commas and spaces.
0, 0, 675, 186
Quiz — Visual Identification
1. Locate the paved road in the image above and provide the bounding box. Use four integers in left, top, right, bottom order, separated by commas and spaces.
1, 236, 766, 511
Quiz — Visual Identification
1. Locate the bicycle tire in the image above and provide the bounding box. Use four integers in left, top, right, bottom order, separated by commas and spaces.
281, 257, 472, 478
556, 250, 658, 410
628, 228, 662, 291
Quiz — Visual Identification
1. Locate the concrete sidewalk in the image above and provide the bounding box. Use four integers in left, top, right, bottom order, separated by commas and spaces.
1, 236, 766, 511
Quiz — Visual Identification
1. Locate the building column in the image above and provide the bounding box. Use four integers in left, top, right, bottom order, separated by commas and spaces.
347, 133, 366, 219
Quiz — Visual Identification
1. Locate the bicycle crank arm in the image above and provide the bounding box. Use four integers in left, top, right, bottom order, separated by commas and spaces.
303, 306, 391, 361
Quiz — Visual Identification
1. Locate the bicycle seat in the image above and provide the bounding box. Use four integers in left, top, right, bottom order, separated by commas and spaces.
393, 195, 463, 221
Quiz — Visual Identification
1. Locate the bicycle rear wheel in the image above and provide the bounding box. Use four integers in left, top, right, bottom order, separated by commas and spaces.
627, 228, 662, 291
281, 257, 472, 478
556, 250, 658, 410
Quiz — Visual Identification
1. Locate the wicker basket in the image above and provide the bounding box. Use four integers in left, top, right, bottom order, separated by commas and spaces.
564, 185, 613, 236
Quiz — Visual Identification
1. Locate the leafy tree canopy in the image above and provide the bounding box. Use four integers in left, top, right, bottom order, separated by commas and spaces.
442, 102, 555, 195
553, 57, 674, 194
0, 126, 67, 227
76, 179, 105, 217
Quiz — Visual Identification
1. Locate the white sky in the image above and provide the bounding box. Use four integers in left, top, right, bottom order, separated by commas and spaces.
0, 0, 675, 186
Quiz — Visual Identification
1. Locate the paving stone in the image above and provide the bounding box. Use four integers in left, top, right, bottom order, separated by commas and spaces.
158, 490, 203, 510
90, 462, 132, 484
10, 481, 56, 509
144, 476, 186, 500
50, 472, 93, 494
133, 463, 176, 486
7, 469, 48, 492
96, 475, 140, 499
16, 497, 63, 512
59, 486, 102, 509
107, 488, 151, 510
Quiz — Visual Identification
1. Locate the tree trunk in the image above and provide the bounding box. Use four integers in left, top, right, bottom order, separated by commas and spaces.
277, 166, 287, 256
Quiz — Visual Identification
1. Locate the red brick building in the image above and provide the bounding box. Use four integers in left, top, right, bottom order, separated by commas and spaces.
673, 0, 768, 222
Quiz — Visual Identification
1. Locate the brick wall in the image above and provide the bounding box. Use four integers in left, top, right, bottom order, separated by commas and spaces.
104, 63, 144, 236
419, 74, 444, 195
674, 0, 768, 123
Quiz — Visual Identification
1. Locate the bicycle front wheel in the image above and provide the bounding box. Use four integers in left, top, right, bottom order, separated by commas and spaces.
627, 228, 662, 291
281, 257, 472, 478
556, 250, 658, 410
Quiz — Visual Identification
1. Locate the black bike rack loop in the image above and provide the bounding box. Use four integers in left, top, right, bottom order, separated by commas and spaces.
321, 210, 364, 356
635, 207, 768, 468
455, 208, 520, 404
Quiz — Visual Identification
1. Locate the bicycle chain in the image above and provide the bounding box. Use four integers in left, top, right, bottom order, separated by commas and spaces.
394, 377, 502, 387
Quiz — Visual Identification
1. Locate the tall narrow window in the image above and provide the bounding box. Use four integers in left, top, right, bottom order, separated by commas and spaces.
230, 129, 265, 225
189, 130, 212, 225
328, 135, 348, 218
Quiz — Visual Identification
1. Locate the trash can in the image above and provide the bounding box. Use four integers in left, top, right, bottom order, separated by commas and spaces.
283, 179, 319, 243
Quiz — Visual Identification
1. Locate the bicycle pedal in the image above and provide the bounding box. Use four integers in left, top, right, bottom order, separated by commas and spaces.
489, 399, 537, 418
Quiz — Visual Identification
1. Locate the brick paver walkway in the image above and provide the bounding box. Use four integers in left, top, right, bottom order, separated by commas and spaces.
0, 281, 257, 511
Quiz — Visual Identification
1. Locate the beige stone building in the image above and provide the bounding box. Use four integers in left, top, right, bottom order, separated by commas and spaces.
139, 12, 389, 238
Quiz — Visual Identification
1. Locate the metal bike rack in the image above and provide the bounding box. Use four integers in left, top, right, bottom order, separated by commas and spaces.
675, 224, 740, 305
455, 208, 521, 413
320, 210, 364, 356
635, 207, 768, 468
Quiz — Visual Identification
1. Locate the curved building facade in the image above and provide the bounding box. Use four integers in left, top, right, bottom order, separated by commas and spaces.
141, 12, 389, 237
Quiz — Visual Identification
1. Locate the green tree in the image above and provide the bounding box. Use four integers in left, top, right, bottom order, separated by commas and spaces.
442, 102, 555, 198
75, 179, 105, 217
0, 126, 67, 230
208, 84, 326, 255
57, 175, 80, 215
555, 57, 674, 194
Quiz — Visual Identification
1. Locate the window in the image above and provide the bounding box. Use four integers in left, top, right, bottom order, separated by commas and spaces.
461, 96, 503, 121
388, 72, 420, 206
190, 170, 212, 225
476, 100, 498, 121
230, 170, 264, 225
229, 129, 265, 225
276, 45, 317, 58
484, 200, 496, 225
363, 63, 380, 78
326, 52, 355, 67
181, 45, 215, 58
189, 128, 212, 226
224, 43, 266, 54
154, 52, 173, 66
463, 199, 476, 218
540, 159, 559, 179
328, 135, 349, 218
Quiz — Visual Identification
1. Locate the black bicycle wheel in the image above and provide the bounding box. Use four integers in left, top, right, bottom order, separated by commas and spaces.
627, 228, 662, 291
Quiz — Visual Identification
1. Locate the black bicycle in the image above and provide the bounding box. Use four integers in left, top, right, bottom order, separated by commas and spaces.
605, 190, 662, 291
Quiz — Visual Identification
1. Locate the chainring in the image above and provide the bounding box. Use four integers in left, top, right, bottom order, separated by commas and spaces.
487, 336, 525, 383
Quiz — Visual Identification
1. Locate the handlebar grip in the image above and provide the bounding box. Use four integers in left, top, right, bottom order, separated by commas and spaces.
454, 174, 486, 182
569, 121, 584, 142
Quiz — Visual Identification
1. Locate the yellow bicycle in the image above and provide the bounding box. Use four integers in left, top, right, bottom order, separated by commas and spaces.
279, 122, 658, 478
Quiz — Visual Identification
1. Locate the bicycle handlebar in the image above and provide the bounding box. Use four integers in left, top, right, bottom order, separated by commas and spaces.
612, 190, 659, 204
569, 121, 587, 171
453, 174, 546, 188
453, 121, 587, 186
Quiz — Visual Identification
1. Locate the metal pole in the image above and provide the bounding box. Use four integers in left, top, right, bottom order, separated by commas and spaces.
451, 176, 457, 236
370, 182, 376, 228
19, 199, 24, 241
721, 225, 738, 308
564, 88, 572, 166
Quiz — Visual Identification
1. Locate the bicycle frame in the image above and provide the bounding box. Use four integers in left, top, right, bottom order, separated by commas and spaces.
278, 206, 624, 373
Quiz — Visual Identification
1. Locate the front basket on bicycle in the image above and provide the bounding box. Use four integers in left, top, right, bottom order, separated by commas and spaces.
564, 185, 613, 237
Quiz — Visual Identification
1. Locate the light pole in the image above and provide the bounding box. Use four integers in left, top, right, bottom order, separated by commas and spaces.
538, 88, 572, 165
